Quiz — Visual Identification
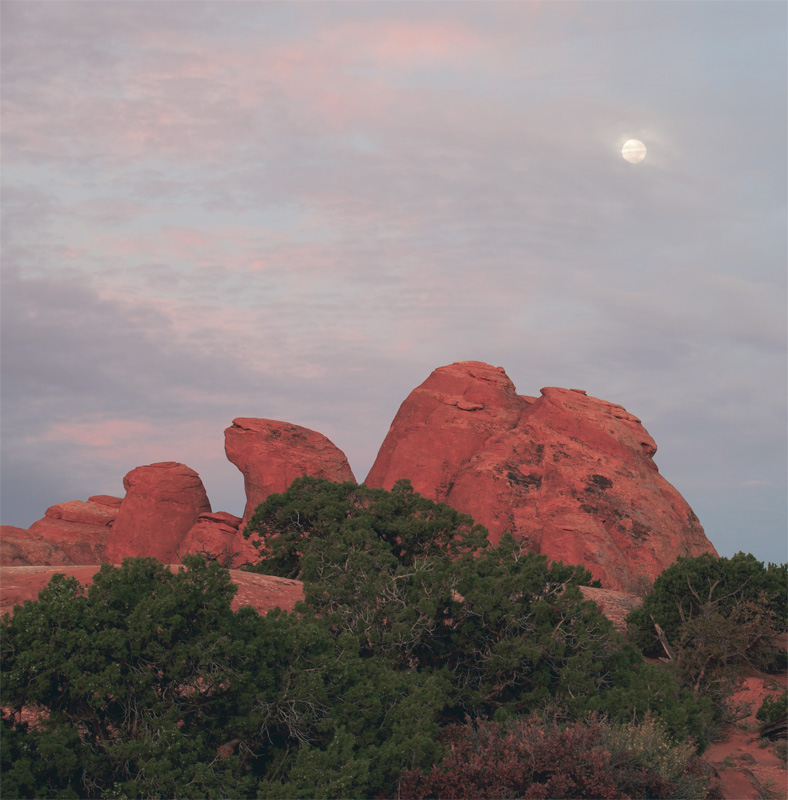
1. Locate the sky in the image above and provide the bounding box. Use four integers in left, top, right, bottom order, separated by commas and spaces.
1, 1, 786, 566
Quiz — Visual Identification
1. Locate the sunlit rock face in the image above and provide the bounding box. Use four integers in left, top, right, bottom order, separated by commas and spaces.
106, 462, 211, 564
225, 418, 356, 529
0, 496, 121, 566
366, 361, 716, 592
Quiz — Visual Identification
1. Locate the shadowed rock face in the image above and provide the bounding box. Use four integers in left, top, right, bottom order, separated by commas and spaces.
106, 462, 211, 564
225, 418, 356, 528
366, 361, 717, 592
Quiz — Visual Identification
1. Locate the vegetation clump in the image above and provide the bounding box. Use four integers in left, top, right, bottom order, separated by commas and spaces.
399, 715, 708, 800
7, 478, 772, 798
626, 552, 787, 737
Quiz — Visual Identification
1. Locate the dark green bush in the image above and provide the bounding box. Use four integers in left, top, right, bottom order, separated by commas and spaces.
627, 552, 787, 661
757, 691, 788, 726
2, 480, 717, 798
1, 557, 442, 799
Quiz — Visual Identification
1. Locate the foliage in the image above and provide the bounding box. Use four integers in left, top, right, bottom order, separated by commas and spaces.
2, 480, 721, 797
626, 553, 787, 662
756, 691, 788, 726
627, 553, 787, 741
1, 557, 443, 799
398, 715, 709, 800
627, 553, 788, 738
670, 600, 784, 710
2, 557, 250, 799
246, 478, 702, 736
771, 739, 788, 766
244, 477, 491, 578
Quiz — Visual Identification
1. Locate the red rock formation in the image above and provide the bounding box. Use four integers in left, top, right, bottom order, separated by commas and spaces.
106, 462, 211, 564
225, 418, 355, 528
179, 511, 261, 569
367, 362, 524, 500
0, 496, 122, 566
0, 526, 62, 567
366, 361, 716, 592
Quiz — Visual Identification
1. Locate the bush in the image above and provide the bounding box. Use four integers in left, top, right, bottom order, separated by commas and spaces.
398, 715, 709, 799
627, 553, 787, 662
757, 691, 788, 726
626, 553, 787, 742
245, 478, 711, 747
2, 482, 717, 797
244, 477, 490, 579
1, 557, 444, 799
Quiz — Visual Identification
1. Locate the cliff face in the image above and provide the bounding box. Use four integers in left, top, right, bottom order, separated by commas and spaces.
366, 361, 716, 592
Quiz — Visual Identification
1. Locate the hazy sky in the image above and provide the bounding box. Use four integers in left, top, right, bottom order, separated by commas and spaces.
2, 1, 786, 565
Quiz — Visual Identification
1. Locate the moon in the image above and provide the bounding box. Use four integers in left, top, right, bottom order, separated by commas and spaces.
622, 139, 646, 163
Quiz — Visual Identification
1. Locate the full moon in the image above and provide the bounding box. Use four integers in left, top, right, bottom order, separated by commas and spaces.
622, 139, 647, 163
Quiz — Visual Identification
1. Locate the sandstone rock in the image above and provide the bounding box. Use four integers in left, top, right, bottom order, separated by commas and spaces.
88, 495, 124, 511
0, 526, 62, 567
106, 462, 211, 564
366, 361, 717, 592
179, 511, 261, 569
44, 499, 117, 527
225, 418, 355, 528
0, 495, 123, 566
367, 361, 524, 501
579, 586, 642, 634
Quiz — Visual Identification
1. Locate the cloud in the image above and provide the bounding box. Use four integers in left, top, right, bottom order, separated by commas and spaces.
1, 1, 785, 564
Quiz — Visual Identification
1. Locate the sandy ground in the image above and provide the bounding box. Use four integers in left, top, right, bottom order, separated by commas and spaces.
702, 672, 788, 800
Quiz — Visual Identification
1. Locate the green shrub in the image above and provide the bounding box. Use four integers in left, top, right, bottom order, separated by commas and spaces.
1, 557, 444, 799
627, 553, 787, 661
2, 481, 718, 798
246, 478, 706, 736
757, 691, 788, 726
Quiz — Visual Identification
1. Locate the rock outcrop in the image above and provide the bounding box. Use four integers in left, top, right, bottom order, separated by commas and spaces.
106, 462, 211, 564
0, 526, 65, 567
366, 361, 716, 592
2, 363, 718, 591
225, 418, 356, 528
179, 511, 260, 569
0, 496, 121, 566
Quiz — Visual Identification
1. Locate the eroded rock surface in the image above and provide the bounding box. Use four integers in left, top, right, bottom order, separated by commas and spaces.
106, 463, 211, 564
225, 418, 355, 528
366, 361, 716, 592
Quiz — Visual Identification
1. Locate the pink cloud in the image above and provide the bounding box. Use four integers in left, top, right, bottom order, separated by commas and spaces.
323, 19, 486, 66
38, 418, 231, 482
4, 12, 499, 166
42, 420, 155, 449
